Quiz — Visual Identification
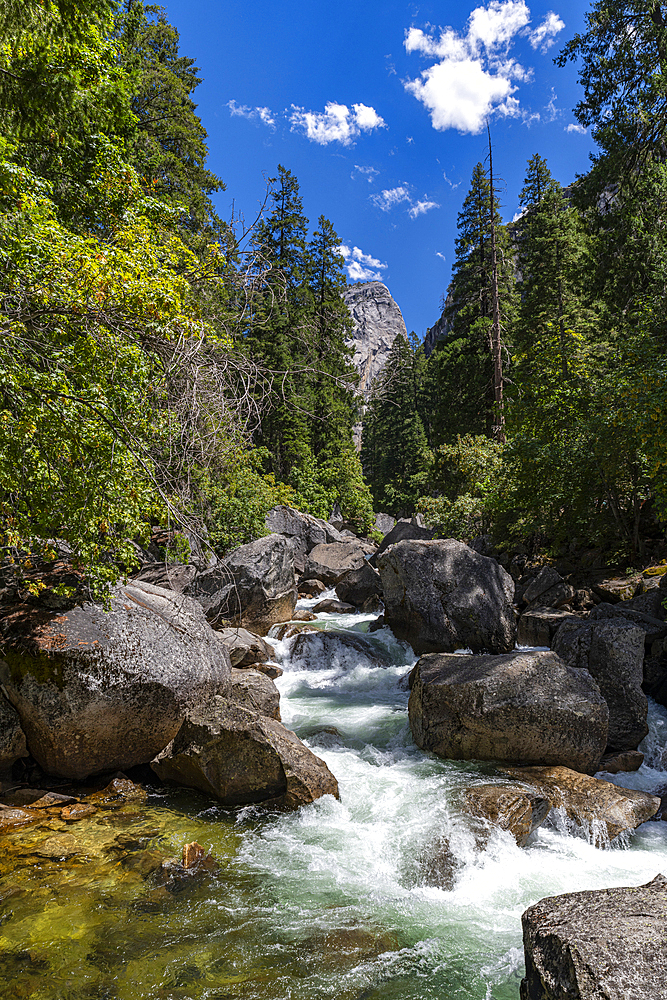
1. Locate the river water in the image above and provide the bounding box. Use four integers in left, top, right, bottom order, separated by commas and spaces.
1, 595, 667, 999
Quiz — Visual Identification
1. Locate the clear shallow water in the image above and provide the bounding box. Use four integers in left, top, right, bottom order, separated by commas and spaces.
1, 599, 667, 1000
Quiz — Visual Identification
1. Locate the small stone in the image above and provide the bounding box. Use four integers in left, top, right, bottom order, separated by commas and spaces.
182, 841, 205, 868
0, 805, 42, 832
29, 791, 79, 809
61, 803, 98, 821
312, 599, 357, 614
87, 778, 147, 807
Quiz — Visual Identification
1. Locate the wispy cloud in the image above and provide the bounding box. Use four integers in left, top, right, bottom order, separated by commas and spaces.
371, 185, 439, 218
409, 199, 440, 218
289, 102, 386, 146
338, 244, 387, 282
436, 251, 447, 261
371, 185, 412, 211
529, 11, 565, 52
565, 122, 587, 134
404, 1, 564, 134
227, 100, 276, 127
353, 164, 380, 182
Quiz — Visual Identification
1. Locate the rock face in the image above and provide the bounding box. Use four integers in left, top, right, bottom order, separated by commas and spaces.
184, 534, 297, 635
552, 619, 648, 751
520, 874, 667, 1000
464, 783, 551, 846
0, 696, 28, 773
377, 539, 516, 655
342, 281, 408, 399
303, 542, 368, 587
409, 650, 608, 773
0, 581, 231, 779
501, 765, 660, 842
229, 668, 280, 720
517, 607, 580, 647
151, 699, 339, 809
265, 505, 345, 575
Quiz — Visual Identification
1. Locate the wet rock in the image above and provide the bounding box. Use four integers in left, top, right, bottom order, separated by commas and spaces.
0, 697, 28, 774
35, 832, 80, 857
597, 750, 644, 774
367, 615, 386, 632
291, 610, 317, 622
335, 563, 382, 608
0, 805, 42, 832
2, 788, 75, 807
151, 699, 339, 809
265, 505, 345, 575
229, 668, 280, 720
520, 874, 667, 1000
298, 579, 327, 598
0, 580, 231, 779
501, 765, 660, 842
517, 607, 580, 647
287, 630, 393, 670
184, 534, 297, 635
61, 803, 97, 821
377, 539, 516, 655
464, 783, 551, 846
552, 619, 648, 751
26, 791, 78, 809
312, 599, 356, 614
416, 835, 461, 890
234, 661, 283, 680
216, 627, 275, 667
273, 623, 320, 641
409, 650, 608, 774
87, 778, 147, 807
303, 542, 368, 587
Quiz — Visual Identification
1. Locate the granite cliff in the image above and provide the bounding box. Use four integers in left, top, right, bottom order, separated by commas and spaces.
342, 281, 407, 399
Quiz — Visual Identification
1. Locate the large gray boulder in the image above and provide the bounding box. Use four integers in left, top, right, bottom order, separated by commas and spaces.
520, 874, 667, 1000
377, 539, 516, 654
552, 619, 648, 751
409, 650, 608, 774
372, 519, 433, 563
0, 581, 231, 779
229, 668, 280, 720
500, 765, 660, 842
0, 696, 28, 773
265, 505, 345, 575
287, 630, 393, 671
151, 699, 339, 809
589, 601, 667, 646
184, 534, 297, 635
303, 541, 368, 586
335, 563, 382, 607
216, 627, 275, 667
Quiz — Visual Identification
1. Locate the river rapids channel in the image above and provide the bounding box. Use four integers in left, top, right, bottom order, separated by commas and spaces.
1, 592, 667, 999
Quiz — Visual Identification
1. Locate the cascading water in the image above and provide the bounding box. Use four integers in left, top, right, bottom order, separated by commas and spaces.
1, 595, 666, 999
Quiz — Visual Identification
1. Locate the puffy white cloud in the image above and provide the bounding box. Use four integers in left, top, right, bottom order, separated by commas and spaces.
404, 1, 563, 134
408, 199, 440, 218
227, 100, 276, 127
338, 244, 387, 282
289, 102, 386, 146
565, 122, 587, 134
529, 11, 565, 52
371, 185, 412, 211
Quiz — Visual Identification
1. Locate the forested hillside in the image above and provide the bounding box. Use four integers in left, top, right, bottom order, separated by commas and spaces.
363, 1, 667, 567
0, 0, 372, 598
2, 0, 667, 600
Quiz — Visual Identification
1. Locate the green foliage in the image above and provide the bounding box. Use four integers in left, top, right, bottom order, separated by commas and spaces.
418, 434, 503, 539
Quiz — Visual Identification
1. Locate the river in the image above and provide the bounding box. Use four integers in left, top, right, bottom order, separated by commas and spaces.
1, 594, 666, 999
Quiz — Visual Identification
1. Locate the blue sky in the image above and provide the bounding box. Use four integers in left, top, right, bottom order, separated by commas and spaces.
163, 0, 596, 337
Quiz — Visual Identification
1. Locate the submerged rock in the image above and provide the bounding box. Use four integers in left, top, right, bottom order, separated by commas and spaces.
0, 580, 231, 779
520, 874, 667, 999
464, 783, 551, 847
184, 534, 297, 635
151, 699, 339, 810
552, 618, 648, 751
501, 765, 660, 843
409, 650, 608, 774
377, 539, 516, 655
287, 630, 393, 670
312, 599, 356, 614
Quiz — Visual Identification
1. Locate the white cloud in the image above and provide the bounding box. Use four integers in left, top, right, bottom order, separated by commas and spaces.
338, 244, 387, 282
353, 164, 379, 182
529, 11, 565, 52
227, 100, 276, 127
404, 1, 563, 134
436, 251, 447, 261
565, 122, 587, 134
289, 102, 386, 146
371, 185, 412, 211
408, 199, 440, 218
